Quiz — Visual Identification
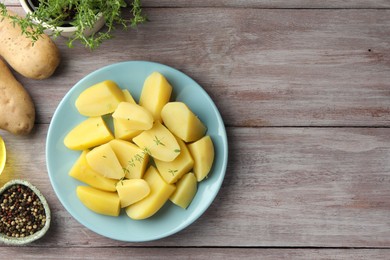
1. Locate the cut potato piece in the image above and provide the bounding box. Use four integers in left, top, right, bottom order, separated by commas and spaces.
155, 137, 194, 184
76, 186, 120, 216
122, 89, 136, 104
116, 179, 150, 208
188, 136, 215, 182
109, 139, 149, 179
113, 118, 142, 141
64, 117, 114, 150
132, 122, 180, 162
69, 151, 117, 191
125, 166, 176, 220
86, 143, 125, 180
75, 80, 125, 116
112, 102, 153, 131
170, 172, 197, 209
139, 72, 172, 122
161, 102, 207, 142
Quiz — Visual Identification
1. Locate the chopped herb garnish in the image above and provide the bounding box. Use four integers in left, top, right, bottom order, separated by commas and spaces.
143, 147, 151, 156
127, 158, 136, 168
168, 169, 178, 176
153, 136, 165, 146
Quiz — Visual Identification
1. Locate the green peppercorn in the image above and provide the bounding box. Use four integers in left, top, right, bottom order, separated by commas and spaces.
0, 184, 46, 238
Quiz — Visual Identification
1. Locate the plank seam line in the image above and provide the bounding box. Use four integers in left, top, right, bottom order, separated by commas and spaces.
145, 7, 390, 10
225, 125, 390, 129
37, 123, 390, 128
5, 246, 389, 249
107, 246, 390, 249
4, 4, 390, 10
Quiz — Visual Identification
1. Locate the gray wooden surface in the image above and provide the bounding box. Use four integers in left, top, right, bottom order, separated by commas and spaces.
1, 0, 389, 259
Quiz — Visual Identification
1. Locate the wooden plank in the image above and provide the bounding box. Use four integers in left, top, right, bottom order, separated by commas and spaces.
144, 0, 390, 8
3, 7, 389, 127
4, 0, 390, 8
1, 248, 390, 259
1, 126, 389, 247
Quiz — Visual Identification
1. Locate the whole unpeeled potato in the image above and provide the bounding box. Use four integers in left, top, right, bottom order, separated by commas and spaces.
0, 10, 60, 79
0, 59, 35, 135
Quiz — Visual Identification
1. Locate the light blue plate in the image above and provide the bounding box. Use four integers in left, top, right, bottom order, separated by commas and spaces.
46, 61, 228, 242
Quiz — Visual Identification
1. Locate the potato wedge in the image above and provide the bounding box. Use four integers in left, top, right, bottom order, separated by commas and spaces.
69, 151, 118, 192
132, 122, 180, 162
155, 137, 194, 184
86, 143, 125, 180
116, 179, 150, 208
139, 72, 172, 122
125, 166, 176, 220
112, 102, 154, 131
75, 80, 125, 116
76, 186, 120, 217
109, 139, 149, 179
170, 172, 197, 209
64, 117, 114, 150
188, 136, 215, 182
161, 102, 206, 142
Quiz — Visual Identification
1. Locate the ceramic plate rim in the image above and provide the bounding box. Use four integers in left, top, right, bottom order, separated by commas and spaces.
46, 61, 228, 242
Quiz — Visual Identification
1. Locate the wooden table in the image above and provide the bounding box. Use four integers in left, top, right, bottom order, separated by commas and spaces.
1, 0, 390, 258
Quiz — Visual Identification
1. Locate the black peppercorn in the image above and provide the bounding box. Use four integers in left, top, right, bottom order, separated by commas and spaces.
0, 184, 46, 238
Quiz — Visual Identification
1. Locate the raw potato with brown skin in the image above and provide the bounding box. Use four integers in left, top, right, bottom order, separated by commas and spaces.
0, 59, 35, 135
0, 10, 60, 79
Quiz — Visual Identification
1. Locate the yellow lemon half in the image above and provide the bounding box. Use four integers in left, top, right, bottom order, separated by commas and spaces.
0, 136, 6, 175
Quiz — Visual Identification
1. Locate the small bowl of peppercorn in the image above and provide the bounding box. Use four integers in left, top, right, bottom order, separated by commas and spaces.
0, 179, 51, 245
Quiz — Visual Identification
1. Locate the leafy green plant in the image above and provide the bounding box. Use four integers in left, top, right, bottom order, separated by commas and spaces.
0, 0, 147, 49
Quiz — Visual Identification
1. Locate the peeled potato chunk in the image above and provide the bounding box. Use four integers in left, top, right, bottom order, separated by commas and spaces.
69, 150, 118, 192
155, 137, 194, 184
139, 72, 172, 122
161, 102, 207, 142
86, 143, 125, 180
113, 118, 143, 141
64, 117, 114, 150
112, 102, 154, 131
116, 179, 150, 208
188, 136, 215, 182
75, 80, 125, 116
122, 89, 137, 104
76, 186, 120, 217
109, 139, 149, 179
125, 166, 176, 220
133, 122, 180, 162
170, 172, 197, 209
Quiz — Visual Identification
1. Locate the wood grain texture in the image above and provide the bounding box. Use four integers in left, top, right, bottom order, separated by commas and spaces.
4, 0, 390, 8
1, 248, 390, 259
1, 126, 389, 247
1, 1, 390, 258
5, 7, 389, 127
